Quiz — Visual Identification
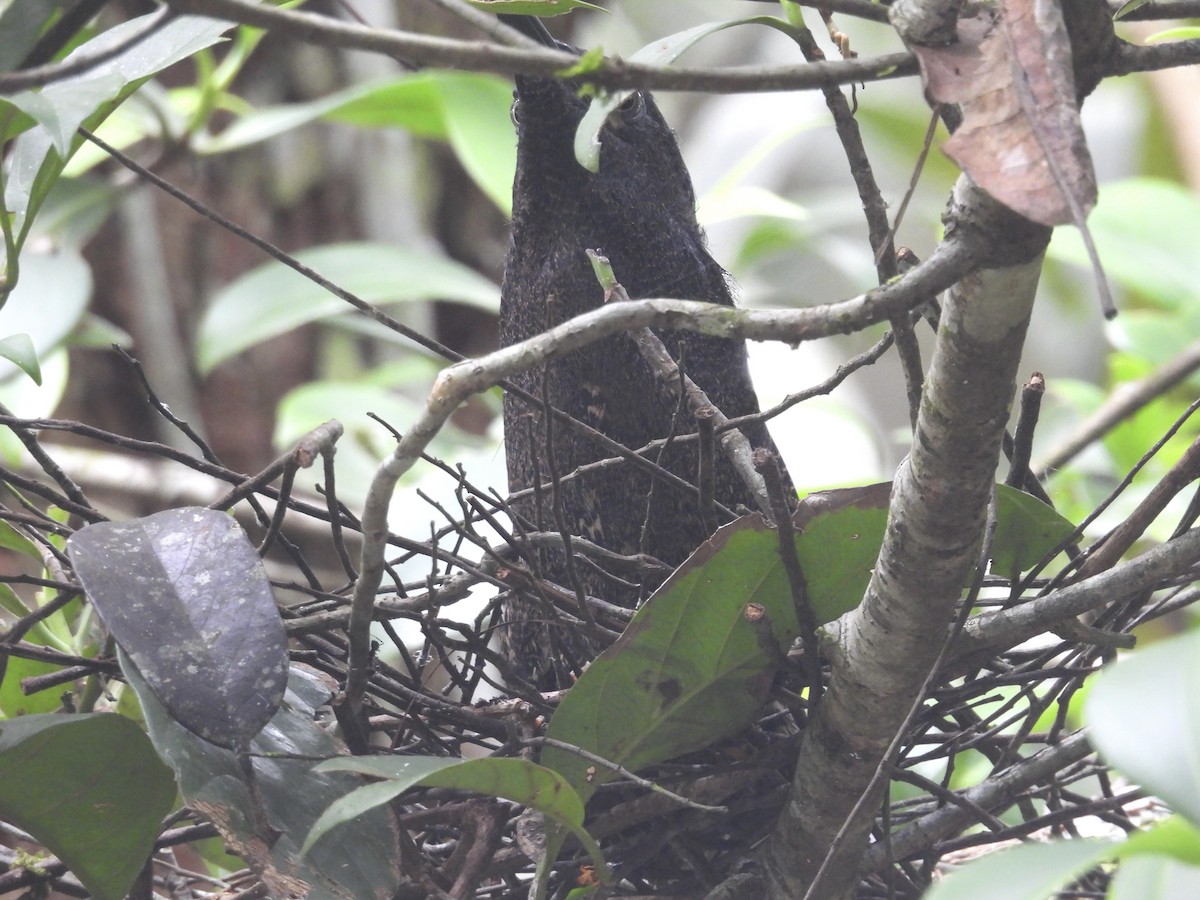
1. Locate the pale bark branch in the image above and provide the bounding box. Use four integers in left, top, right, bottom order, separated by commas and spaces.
758, 178, 1052, 900
951, 527, 1200, 668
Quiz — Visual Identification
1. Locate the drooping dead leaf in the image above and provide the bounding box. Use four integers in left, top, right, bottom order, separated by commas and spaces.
912, 0, 1097, 228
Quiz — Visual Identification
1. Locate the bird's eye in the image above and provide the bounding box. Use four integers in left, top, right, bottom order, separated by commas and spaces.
617, 92, 646, 121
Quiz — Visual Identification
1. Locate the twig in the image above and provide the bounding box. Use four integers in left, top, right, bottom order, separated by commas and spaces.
863, 732, 1095, 868
1075, 431, 1200, 581
0, 402, 93, 513
530, 737, 730, 813
1005, 373, 1045, 489
755, 449, 820, 702
696, 406, 718, 535
1035, 338, 1200, 476
953, 526, 1200, 667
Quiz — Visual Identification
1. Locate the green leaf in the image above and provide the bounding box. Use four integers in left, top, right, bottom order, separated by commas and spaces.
793, 483, 890, 620
1109, 855, 1200, 898
0, 349, 70, 465
1120, 816, 1200, 866
0, 0, 68, 74
198, 72, 516, 213
1, 15, 230, 299
195, 241, 498, 374
273, 379, 427, 506
990, 483, 1077, 578
0, 582, 70, 652
1112, 0, 1152, 19
540, 480, 1073, 801
0, 518, 40, 560
0, 333, 40, 383
276, 379, 424, 448
1146, 27, 1200, 42
540, 514, 802, 804
427, 72, 519, 214
4, 14, 232, 234
1086, 631, 1200, 826
131, 661, 403, 899
132, 662, 398, 900
305, 756, 604, 875
466, 0, 606, 15
198, 77, 443, 153
558, 45, 607, 78
1047, 179, 1200, 310
0, 244, 89, 377
0, 713, 176, 900
0, 654, 65, 717
925, 839, 1116, 900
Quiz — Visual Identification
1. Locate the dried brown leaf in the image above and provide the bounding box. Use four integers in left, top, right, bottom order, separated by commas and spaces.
913, 0, 1097, 228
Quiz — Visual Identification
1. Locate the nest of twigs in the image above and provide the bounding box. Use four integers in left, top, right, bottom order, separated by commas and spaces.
0, 391, 1172, 899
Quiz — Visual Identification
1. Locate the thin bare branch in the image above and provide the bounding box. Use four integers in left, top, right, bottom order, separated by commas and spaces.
166, 0, 917, 93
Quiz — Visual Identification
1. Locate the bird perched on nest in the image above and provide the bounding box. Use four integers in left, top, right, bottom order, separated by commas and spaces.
498, 15, 792, 688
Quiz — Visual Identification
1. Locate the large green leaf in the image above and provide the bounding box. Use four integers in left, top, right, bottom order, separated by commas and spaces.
532, 507, 802, 894
195, 241, 499, 374
530, 482, 1074, 885
541, 482, 1074, 800
198, 71, 516, 212
540, 513, 802, 805
305, 756, 605, 878
3, 13, 232, 234
923, 838, 1117, 900
1047, 179, 1200, 310
131, 661, 402, 900
1086, 630, 1200, 826
0, 713, 176, 900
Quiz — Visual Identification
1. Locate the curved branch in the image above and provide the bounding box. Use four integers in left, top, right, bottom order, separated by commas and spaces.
343, 238, 978, 713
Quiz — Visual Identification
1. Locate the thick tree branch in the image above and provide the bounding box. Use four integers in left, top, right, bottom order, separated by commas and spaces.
757, 178, 1051, 900
951, 526, 1200, 668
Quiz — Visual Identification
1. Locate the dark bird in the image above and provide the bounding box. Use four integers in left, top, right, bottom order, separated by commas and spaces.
499, 15, 792, 687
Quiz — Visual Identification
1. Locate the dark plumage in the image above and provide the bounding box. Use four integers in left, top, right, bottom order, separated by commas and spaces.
499, 21, 791, 687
